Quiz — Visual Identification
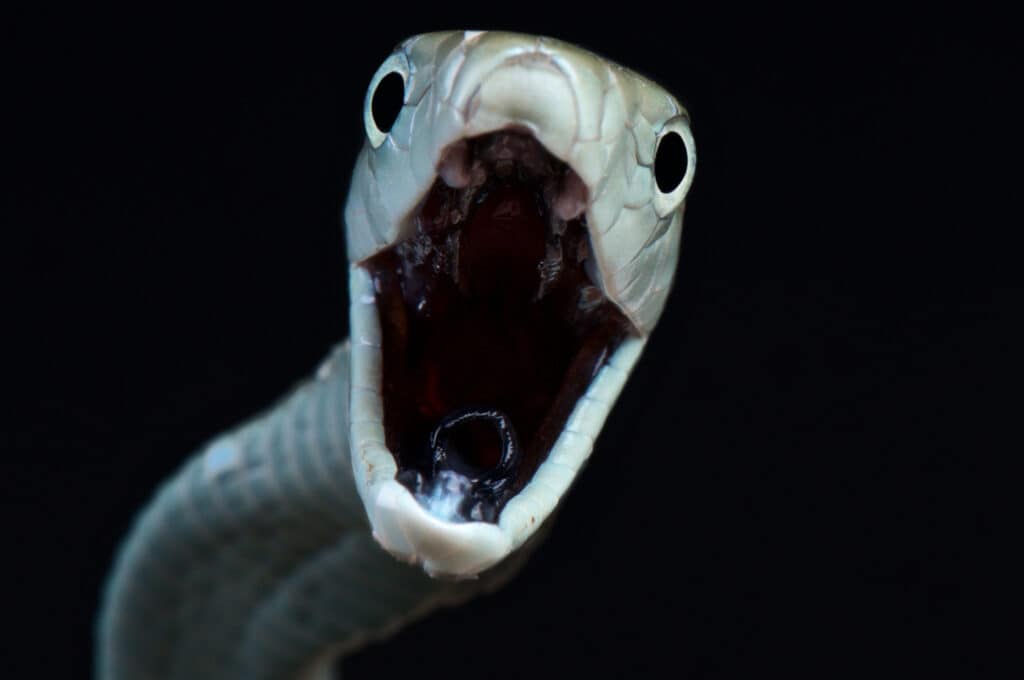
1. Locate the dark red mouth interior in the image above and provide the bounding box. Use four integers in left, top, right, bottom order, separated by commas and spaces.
362, 131, 633, 522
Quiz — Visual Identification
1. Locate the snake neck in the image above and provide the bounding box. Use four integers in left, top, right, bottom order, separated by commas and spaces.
96, 342, 534, 680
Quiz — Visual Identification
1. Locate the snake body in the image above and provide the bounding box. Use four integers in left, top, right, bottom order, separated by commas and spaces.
97, 31, 695, 679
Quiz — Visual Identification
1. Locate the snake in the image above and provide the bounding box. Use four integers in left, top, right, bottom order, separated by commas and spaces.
96, 30, 696, 679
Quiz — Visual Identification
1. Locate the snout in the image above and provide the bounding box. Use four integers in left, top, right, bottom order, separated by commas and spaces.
461, 54, 580, 163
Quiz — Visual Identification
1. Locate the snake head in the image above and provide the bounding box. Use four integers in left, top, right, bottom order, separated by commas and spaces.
345, 31, 695, 578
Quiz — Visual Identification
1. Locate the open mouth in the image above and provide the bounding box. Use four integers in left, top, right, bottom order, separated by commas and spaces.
361, 130, 636, 524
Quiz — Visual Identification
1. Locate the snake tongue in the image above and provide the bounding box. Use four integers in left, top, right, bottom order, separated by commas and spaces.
364, 131, 632, 523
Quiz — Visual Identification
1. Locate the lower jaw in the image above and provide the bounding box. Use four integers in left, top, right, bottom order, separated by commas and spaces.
347, 287, 647, 575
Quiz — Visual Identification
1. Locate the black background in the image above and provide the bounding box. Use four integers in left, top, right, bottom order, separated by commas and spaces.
6, 5, 1017, 679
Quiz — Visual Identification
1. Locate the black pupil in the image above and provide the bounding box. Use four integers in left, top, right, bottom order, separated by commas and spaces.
654, 131, 687, 193
371, 72, 405, 133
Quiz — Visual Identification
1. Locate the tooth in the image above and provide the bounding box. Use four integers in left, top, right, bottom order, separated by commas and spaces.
554, 169, 588, 221
438, 140, 471, 188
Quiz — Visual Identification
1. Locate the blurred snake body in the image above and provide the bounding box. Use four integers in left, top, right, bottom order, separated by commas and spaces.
97, 30, 695, 679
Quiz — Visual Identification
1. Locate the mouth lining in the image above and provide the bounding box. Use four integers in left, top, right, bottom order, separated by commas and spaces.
361, 130, 635, 524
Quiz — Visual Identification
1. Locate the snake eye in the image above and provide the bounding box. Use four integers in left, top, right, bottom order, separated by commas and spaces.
652, 116, 697, 216
364, 53, 410, 148
654, 131, 687, 193
370, 72, 404, 134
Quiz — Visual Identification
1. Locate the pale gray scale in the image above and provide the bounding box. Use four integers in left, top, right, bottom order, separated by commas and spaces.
402, 39, 437, 107
606, 202, 663, 274
269, 396, 319, 522
409, 89, 442, 188
173, 460, 242, 597
613, 64, 642, 126
635, 217, 673, 260
268, 372, 360, 524
358, 151, 390, 249
432, 31, 467, 80
445, 35, 536, 110
543, 57, 584, 145
618, 251, 662, 310
304, 367, 352, 517
319, 359, 365, 519
406, 78, 432, 108
388, 103, 415, 151
205, 440, 260, 554
631, 110, 658, 167
656, 215, 684, 282
436, 42, 470, 107
241, 405, 289, 524
551, 50, 606, 144
280, 381, 340, 522
186, 443, 247, 551
622, 154, 653, 209
590, 136, 631, 230
639, 81, 681, 128
176, 456, 220, 548
348, 198, 385, 254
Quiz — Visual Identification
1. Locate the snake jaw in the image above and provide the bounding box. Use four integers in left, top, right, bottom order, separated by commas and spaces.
347, 132, 649, 575
351, 259, 646, 578
346, 31, 693, 577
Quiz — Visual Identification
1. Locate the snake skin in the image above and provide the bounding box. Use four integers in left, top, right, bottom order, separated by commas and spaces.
97, 344, 530, 679
97, 31, 694, 679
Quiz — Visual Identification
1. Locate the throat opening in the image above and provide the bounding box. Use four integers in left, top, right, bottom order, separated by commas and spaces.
362, 131, 633, 523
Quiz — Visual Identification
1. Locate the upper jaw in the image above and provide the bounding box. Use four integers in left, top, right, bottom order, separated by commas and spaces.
344, 32, 686, 333
344, 49, 605, 264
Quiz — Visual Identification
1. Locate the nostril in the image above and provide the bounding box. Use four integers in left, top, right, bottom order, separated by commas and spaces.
428, 407, 521, 482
